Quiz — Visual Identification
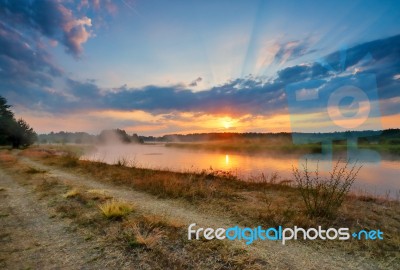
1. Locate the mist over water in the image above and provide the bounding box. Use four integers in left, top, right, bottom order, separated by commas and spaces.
81, 144, 400, 198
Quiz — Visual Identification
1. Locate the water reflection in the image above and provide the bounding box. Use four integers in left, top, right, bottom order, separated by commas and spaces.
82, 144, 400, 197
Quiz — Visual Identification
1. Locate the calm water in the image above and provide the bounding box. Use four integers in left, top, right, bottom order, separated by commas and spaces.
81, 143, 400, 198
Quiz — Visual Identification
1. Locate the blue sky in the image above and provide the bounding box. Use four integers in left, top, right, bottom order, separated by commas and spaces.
53, 0, 400, 88
0, 0, 399, 135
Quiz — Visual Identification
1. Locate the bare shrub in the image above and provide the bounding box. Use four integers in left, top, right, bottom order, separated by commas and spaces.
114, 157, 137, 167
115, 157, 128, 167
292, 159, 362, 218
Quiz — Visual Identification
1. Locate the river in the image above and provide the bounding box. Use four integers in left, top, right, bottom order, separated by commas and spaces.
81, 143, 400, 198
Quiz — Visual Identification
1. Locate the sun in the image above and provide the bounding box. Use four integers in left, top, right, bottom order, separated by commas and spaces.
220, 117, 233, 129
223, 121, 232, 129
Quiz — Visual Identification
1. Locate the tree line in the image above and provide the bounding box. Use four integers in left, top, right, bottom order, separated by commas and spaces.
140, 130, 400, 144
0, 96, 37, 148
38, 129, 143, 144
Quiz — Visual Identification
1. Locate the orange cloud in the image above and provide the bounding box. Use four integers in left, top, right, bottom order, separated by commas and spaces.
16, 107, 295, 135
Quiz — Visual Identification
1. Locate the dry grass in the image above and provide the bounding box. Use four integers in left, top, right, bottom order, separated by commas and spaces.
63, 188, 80, 198
70, 160, 238, 201
0, 151, 17, 163
6, 147, 400, 264
18, 148, 54, 159
140, 214, 184, 229
98, 199, 133, 219
87, 189, 112, 200
35, 179, 59, 193
61, 152, 80, 168
25, 167, 47, 174
114, 158, 128, 166
124, 221, 164, 249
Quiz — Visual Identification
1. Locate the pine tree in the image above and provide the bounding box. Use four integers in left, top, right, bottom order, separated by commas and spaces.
0, 96, 15, 145
0, 96, 37, 148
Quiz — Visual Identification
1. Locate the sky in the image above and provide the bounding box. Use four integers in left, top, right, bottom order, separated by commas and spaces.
0, 0, 399, 135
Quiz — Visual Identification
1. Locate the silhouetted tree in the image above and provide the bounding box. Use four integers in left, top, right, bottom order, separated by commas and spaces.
38, 131, 96, 144
131, 133, 144, 144
0, 96, 37, 148
99, 129, 131, 144
9, 119, 37, 148
0, 96, 15, 145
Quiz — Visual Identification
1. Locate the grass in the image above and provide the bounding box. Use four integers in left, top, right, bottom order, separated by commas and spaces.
25, 167, 47, 174
61, 152, 80, 167
165, 139, 400, 156
359, 143, 400, 155
0, 151, 17, 163
98, 199, 134, 219
0, 213, 9, 218
26, 175, 264, 267
114, 157, 137, 167
0, 152, 270, 268
35, 179, 59, 193
123, 221, 164, 249
63, 188, 80, 198
3, 147, 400, 266
166, 140, 322, 154
86, 189, 112, 200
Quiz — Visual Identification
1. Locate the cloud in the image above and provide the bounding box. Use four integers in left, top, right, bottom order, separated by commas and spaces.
276, 63, 329, 83
102, 79, 286, 116
98, 34, 398, 118
273, 39, 315, 65
0, 0, 118, 113
79, 0, 118, 16
63, 16, 93, 56
0, 0, 95, 57
189, 77, 203, 87
0, 24, 399, 129
0, 21, 65, 108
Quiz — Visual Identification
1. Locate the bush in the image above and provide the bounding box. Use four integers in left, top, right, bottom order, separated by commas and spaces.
292, 159, 362, 218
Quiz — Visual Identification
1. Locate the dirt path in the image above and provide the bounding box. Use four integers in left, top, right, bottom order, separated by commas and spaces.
14, 156, 379, 270
0, 169, 106, 269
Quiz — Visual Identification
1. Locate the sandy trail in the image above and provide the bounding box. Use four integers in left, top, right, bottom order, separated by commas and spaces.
13, 156, 379, 270
0, 169, 106, 269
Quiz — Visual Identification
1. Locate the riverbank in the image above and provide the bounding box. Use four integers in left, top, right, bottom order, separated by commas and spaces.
0, 145, 399, 269
165, 140, 400, 156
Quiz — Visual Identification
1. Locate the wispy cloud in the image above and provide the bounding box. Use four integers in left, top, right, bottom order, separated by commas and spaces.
273, 39, 316, 65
